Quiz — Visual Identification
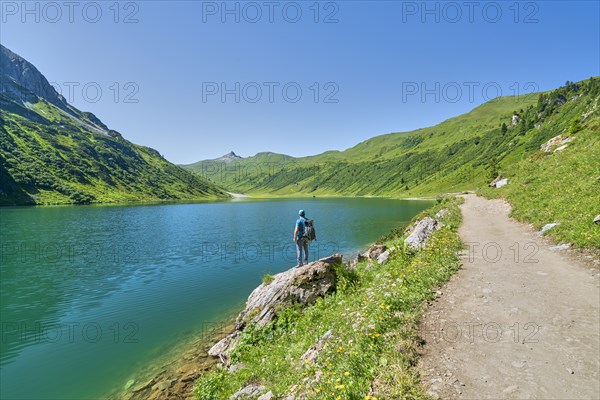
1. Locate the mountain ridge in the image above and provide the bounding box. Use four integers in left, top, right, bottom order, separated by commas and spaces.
0, 45, 229, 205
181, 79, 599, 199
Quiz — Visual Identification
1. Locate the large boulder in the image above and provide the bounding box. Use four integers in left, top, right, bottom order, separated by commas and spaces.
209, 254, 342, 362
405, 217, 441, 249
236, 254, 342, 329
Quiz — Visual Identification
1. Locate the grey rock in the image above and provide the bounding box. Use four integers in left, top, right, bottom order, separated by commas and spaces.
1, 44, 69, 112
539, 223, 560, 234
300, 329, 334, 365
511, 115, 520, 125
405, 217, 441, 249
348, 253, 366, 270
228, 362, 245, 374
549, 243, 572, 251
541, 135, 574, 152
494, 178, 508, 188
0, 45, 109, 134
593, 215, 600, 225
363, 245, 387, 260
209, 255, 342, 361
489, 176, 508, 188
208, 331, 240, 364
489, 176, 503, 187
435, 208, 449, 219
217, 151, 243, 163
236, 254, 341, 329
257, 391, 274, 400
229, 384, 266, 400
377, 246, 395, 264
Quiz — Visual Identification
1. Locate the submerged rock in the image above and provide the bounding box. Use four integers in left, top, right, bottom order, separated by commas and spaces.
405, 217, 441, 249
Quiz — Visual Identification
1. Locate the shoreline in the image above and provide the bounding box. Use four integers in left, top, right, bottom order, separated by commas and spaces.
111, 213, 432, 399
0, 192, 443, 207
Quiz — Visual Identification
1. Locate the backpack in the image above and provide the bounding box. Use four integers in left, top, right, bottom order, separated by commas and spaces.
302, 219, 316, 241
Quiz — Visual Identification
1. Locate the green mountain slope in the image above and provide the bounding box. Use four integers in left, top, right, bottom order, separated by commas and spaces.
480, 108, 600, 249
0, 45, 229, 205
182, 79, 599, 200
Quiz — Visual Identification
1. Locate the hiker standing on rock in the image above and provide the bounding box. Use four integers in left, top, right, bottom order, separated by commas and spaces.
293, 209, 317, 267
294, 209, 309, 267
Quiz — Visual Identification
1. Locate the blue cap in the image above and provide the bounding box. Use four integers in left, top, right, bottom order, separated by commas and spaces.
298, 209, 305, 216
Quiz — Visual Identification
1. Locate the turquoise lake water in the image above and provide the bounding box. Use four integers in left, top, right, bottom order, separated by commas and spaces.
0, 197, 433, 399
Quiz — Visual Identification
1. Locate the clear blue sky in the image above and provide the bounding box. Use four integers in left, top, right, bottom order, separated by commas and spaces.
1, 1, 598, 163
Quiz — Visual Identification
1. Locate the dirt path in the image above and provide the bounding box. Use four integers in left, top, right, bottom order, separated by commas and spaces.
418, 195, 600, 399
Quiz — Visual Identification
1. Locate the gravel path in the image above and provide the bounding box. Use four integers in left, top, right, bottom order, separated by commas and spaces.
418, 195, 600, 399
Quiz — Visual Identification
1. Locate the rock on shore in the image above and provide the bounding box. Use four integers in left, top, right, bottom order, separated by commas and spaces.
405, 217, 441, 249
209, 254, 343, 362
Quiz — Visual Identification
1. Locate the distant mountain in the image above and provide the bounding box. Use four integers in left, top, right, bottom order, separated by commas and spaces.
216, 151, 243, 163
181, 151, 295, 189
0, 45, 229, 205
182, 78, 600, 197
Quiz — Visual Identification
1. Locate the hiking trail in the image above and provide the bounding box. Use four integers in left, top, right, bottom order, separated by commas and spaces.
418, 194, 600, 399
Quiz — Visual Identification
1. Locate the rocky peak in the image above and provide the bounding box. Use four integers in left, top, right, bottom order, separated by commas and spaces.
217, 151, 243, 162
0, 44, 70, 113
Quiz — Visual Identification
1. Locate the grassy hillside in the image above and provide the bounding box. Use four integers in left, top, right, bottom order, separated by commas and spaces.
195, 198, 463, 399
0, 45, 229, 205
479, 108, 600, 249
182, 79, 598, 201
0, 100, 229, 205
